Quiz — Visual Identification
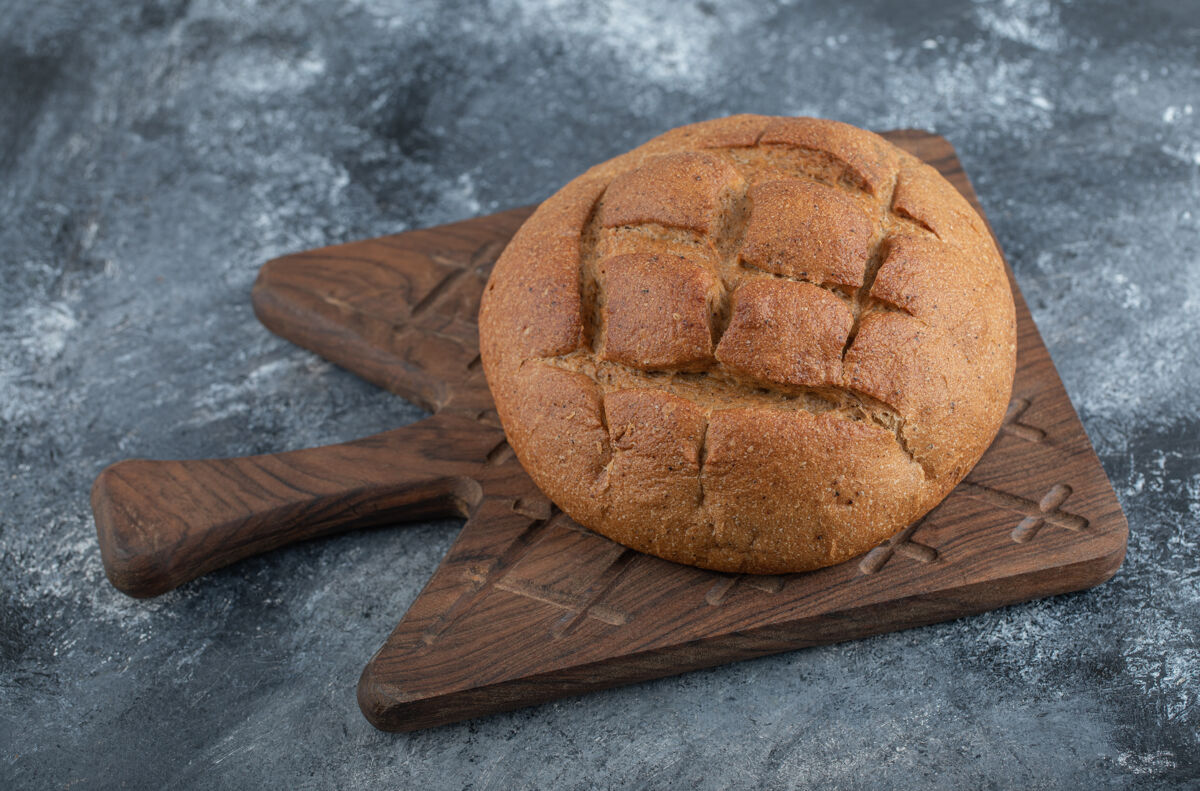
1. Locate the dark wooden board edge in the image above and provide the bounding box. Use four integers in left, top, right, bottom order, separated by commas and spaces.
358, 546, 1125, 731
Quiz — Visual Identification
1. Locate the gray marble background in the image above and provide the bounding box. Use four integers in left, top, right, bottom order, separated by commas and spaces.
2, 0, 1197, 788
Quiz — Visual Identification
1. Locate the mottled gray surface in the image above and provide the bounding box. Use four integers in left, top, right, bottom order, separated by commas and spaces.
1, 0, 1197, 787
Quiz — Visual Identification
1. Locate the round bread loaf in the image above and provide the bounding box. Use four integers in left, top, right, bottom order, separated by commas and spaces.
479, 115, 1016, 574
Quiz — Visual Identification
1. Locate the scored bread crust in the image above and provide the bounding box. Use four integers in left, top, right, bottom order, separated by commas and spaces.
479, 115, 1017, 574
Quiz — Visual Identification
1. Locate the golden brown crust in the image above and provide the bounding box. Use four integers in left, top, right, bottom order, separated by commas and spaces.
715, 279, 851, 390
739, 179, 875, 288
601, 152, 745, 235
599, 253, 721, 372
479, 115, 1017, 574
758, 116, 899, 197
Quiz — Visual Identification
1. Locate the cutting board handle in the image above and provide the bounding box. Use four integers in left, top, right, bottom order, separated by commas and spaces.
92, 413, 498, 598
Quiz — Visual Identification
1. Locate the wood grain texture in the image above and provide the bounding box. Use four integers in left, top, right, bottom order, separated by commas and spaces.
91, 130, 1127, 732
92, 414, 512, 597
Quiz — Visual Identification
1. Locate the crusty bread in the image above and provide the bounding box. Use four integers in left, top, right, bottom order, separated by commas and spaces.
479, 115, 1016, 574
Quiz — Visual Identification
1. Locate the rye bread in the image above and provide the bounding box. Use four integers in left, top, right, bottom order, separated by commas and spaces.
479, 115, 1016, 574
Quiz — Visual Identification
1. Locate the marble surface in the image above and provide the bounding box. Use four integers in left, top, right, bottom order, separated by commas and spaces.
2, 1, 1197, 788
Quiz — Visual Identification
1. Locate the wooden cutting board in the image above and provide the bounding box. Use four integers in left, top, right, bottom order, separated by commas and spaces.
91, 130, 1127, 733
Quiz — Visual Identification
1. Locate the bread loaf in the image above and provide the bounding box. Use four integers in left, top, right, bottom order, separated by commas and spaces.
479, 115, 1016, 574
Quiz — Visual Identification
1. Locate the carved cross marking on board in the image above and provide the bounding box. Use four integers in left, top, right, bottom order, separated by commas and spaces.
1001, 397, 1046, 443
494, 548, 638, 637
1009, 484, 1079, 543
858, 518, 940, 575
958, 481, 1087, 543
704, 574, 786, 606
